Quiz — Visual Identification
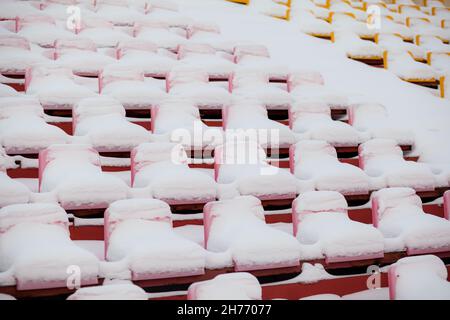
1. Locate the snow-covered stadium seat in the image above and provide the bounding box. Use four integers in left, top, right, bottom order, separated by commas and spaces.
376, 33, 426, 62
388, 255, 450, 299
287, 72, 350, 117
115, 40, 177, 78
233, 44, 289, 81
131, 142, 217, 208
0, 203, 99, 290
188, 273, 262, 300
93, 0, 147, 27
330, 12, 376, 41
204, 196, 301, 271
428, 52, 450, 74
293, 10, 333, 39
214, 140, 298, 201
151, 100, 223, 155
73, 96, 150, 155
348, 102, 414, 146
187, 21, 235, 53
230, 69, 292, 111
16, 14, 76, 48
39, 144, 128, 211
372, 187, 450, 254
166, 66, 232, 111
333, 31, 385, 66
290, 140, 370, 196
177, 43, 235, 80
99, 67, 166, 111
53, 38, 115, 77
292, 191, 384, 263
359, 139, 436, 191
0, 96, 70, 155
223, 101, 296, 157
0, 35, 48, 76
76, 18, 132, 48
386, 52, 439, 87
134, 20, 187, 52
104, 198, 206, 280
290, 101, 367, 147
25, 66, 97, 112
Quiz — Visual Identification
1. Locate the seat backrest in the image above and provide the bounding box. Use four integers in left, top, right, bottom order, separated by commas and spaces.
0, 203, 69, 235
292, 191, 348, 236
53, 38, 97, 59
203, 196, 264, 248
358, 139, 402, 169
230, 69, 269, 91
287, 70, 324, 92
0, 35, 30, 50
99, 67, 145, 92
213, 141, 267, 181
73, 96, 125, 131
133, 20, 171, 37
104, 198, 172, 255
166, 66, 209, 92
186, 22, 220, 39
371, 187, 422, 227
130, 142, 188, 186
0, 96, 43, 119
289, 101, 331, 125
291, 140, 338, 171
38, 144, 100, 191
16, 14, 55, 32
348, 102, 386, 127
233, 44, 270, 63
177, 43, 216, 59
116, 40, 158, 59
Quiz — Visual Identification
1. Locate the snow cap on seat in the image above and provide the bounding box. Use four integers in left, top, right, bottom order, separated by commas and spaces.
293, 140, 338, 161
0, 35, 30, 50
166, 65, 209, 89
373, 187, 422, 219
132, 142, 188, 170
0, 96, 43, 119
359, 138, 403, 158
0, 203, 68, 234
205, 195, 265, 220
287, 70, 324, 91
43, 144, 100, 165
74, 96, 125, 119
293, 191, 348, 214
105, 198, 172, 238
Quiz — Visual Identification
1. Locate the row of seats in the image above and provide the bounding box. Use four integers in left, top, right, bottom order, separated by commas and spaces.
2, 140, 448, 212
6, 253, 446, 299
187, 254, 450, 300
1, 187, 449, 291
